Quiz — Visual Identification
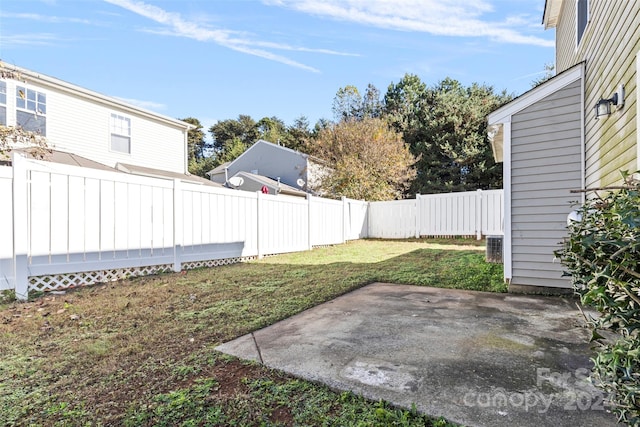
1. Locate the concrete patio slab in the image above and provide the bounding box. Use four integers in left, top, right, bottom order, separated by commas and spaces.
215, 283, 619, 427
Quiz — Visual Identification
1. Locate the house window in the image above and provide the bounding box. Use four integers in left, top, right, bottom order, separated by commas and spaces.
110, 113, 131, 154
16, 85, 46, 135
0, 81, 6, 126
577, 0, 588, 46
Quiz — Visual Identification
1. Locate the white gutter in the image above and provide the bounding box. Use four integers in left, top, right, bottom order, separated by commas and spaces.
3, 63, 191, 130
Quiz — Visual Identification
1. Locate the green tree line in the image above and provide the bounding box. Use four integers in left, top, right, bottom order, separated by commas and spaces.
183, 74, 512, 200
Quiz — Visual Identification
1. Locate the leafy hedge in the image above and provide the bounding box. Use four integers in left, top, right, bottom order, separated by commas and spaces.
556, 172, 640, 426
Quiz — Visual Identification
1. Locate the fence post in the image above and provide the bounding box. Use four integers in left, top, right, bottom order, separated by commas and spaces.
341, 197, 347, 243
12, 153, 29, 301
476, 189, 483, 240
256, 192, 263, 258
307, 194, 313, 250
415, 194, 420, 239
367, 201, 371, 239
172, 179, 182, 272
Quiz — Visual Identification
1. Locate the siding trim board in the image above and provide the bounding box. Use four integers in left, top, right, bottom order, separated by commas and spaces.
488, 63, 585, 290
503, 121, 513, 282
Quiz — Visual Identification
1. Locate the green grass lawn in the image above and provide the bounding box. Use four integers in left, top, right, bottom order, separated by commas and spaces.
0, 239, 503, 426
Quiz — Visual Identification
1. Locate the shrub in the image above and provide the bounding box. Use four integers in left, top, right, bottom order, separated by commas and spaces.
556, 171, 640, 425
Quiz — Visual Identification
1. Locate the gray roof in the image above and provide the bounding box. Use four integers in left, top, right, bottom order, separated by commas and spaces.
232, 171, 307, 197
235, 139, 327, 166
206, 161, 231, 176
116, 163, 223, 186
3, 148, 118, 171
2, 149, 222, 187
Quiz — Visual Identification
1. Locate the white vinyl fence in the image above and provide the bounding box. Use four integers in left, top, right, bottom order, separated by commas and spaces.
2, 155, 368, 300
1, 154, 501, 300
368, 190, 503, 239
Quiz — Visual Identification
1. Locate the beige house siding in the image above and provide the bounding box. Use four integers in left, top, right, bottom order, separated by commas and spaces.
553, 1, 639, 187
510, 80, 583, 288
554, 0, 577, 72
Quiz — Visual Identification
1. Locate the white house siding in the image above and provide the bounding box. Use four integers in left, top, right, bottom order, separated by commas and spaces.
554, 1, 639, 188
2, 73, 187, 174
510, 79, 583, 288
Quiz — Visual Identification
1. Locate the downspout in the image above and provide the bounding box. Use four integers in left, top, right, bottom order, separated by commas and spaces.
637, 54, 640, 173
580, 62, 586, 204
502, 120, 513, 285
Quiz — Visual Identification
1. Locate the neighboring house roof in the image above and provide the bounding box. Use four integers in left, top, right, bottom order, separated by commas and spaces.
206, 161, 231, 177
46, 151, 118, 171
2, 148, 119, 171
4, 63, 192, 131
487, 62, 585, 162
116, 163, 223, 186
230, 171, 307, 197
237, 139, 305, 162
2, 149, 221, 186
232, 139, 326, 167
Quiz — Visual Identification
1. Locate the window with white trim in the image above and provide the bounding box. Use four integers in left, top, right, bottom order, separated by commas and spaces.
16, 85, 46, 135
577, 0, 588, 46
0, 81, 6, 126
110, 113, 131, 154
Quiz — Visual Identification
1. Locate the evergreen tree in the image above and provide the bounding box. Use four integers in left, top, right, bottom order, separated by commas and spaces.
385, 75, 511, 194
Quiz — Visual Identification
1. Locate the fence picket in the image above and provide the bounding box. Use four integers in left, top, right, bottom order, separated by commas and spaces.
12, 154, 28, 300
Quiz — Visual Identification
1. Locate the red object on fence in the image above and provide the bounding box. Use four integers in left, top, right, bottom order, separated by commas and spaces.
261, 185, 269, 194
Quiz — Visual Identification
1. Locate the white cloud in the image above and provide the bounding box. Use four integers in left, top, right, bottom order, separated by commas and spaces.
233, 40, 360, 57
1, 33, 60, 47
0, 12, 92, 25
113, 96, 166, 111
143, 28, 360, 57
104, 0, 356, 72
264, 0, 554, 48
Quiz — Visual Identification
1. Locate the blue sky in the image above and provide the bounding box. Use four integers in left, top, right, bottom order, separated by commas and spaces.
1, 0, 555, 132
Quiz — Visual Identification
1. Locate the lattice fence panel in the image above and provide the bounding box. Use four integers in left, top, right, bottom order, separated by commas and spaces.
182, 256, 256, 270
312, 244, 336, 249
29, 264, 173, 292
27, 256, 265, 293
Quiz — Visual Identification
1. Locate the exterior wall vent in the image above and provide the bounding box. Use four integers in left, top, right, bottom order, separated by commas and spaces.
486, 236, 503, 263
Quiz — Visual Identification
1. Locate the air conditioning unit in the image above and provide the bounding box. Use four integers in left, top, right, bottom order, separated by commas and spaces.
486, 236, 503, 263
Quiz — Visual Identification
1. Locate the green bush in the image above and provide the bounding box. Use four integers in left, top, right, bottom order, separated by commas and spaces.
556, 172, 640, 426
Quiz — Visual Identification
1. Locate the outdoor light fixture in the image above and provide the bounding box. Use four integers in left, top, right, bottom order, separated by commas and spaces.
594, 84, 625, 119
